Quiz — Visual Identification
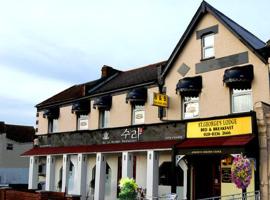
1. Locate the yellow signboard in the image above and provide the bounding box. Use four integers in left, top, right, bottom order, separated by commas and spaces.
187, 116, 252, 138
152, 92, 169, 108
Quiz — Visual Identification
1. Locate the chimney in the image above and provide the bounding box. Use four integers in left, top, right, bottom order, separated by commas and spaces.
101, 65, 120, 78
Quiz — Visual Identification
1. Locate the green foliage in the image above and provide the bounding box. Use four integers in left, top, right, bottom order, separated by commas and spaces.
118, 178, 138, 200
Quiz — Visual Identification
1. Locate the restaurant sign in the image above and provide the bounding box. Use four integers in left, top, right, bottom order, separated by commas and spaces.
187, 116, 252, 138
152, 92, 169, 108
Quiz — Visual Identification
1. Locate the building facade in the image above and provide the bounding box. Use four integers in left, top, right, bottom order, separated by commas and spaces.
0, 122, 34, 185
23, 2, 270, 200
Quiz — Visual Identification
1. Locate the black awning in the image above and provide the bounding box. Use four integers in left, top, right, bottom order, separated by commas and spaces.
223, 65, 254, 89
71, 100, 90, 115
176, 76, 202, 97
43, 107, 59, 119
93, 95, 112, 110
126, 88, 147, 104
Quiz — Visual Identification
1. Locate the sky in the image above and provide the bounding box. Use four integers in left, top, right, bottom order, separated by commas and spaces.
0, 0, 269, 126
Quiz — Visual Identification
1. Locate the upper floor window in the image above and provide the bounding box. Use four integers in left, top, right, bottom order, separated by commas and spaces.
77, 114, 88, 130
202, 34, 214, 59
48, 118, 58, 133
183, 97, 199, 119
99, 110, 109, 128
132, 105, 145, 125
232, 89, 252, 113
176, 76, 202, 120
223, 65, 254, 114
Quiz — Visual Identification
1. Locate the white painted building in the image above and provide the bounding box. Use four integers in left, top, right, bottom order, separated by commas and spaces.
0, 122, 34, 185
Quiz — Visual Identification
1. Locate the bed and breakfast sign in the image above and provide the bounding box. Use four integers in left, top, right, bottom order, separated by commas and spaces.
187, 116, 252, 138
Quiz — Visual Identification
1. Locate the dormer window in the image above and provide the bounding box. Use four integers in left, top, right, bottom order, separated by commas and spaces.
202, 34, 214, 59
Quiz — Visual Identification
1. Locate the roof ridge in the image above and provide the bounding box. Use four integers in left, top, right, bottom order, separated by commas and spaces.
205, 1, 266, 47
123, 60, 166, 73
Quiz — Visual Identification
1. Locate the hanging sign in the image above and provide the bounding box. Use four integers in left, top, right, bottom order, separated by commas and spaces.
152, 92, 169, 108
187, 116, 252, 138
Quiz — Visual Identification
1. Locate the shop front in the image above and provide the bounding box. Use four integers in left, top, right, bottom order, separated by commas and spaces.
175, 112, 259, 200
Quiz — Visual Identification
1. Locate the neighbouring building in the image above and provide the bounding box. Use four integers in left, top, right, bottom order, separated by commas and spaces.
22, 2, 270, 200
0, 121, 34, 186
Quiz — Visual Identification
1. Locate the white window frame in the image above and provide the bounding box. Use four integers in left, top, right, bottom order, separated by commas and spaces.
231, 89, 253, 113
202, 34, 215, 59
77, 114, 89, 130
99, 110, 109, 128
182, 96, 199, 119
48, 118, 58, 133
132, 105, 145, 125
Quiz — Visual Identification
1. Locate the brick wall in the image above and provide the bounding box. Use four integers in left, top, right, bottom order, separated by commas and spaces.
0, 189, 80, 200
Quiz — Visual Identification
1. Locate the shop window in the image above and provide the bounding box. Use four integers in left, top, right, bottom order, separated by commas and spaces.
99, 110, 109, 128
182, 96, 199, 119
48, 118, 58, 133
58, 167, 63, 191
202, 34, 214, 59
232, 89, 252, 113
6, 143, 13, 150
132, 105, 145, 125
159, 162, 183, 186
77, 114, 88, 130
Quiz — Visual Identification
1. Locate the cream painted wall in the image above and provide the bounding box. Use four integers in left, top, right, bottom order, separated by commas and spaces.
145, 87, 161, 124
110, 94, 131, 127
58, 105, 77, 132
164, 13, 270, 120
37, 111, 48, 135
135, 152, 147, 189
90, 100, 100, 130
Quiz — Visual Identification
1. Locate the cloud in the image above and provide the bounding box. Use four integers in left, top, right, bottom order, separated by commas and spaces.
0, 64, 71, 104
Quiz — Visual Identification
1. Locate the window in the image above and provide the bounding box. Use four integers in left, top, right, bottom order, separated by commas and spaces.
183, 97, 199, 119
99, 110, 109, 128
232, 89, 252, 113
6, 143, 13, 150
48, 118, 58, 133
77, 114, 88, 130
132, 105, 145, 125
202, 34, 214, 59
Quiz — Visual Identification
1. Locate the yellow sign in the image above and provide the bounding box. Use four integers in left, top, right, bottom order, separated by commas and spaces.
152, 92, 169, 108
187, 116, 252, 138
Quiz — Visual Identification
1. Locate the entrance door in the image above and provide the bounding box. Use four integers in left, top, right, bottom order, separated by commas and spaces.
193, 156, 221, 199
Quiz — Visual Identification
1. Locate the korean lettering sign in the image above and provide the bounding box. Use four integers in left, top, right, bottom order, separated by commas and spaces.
152, 92, 169, 108
187, 116, 252, 138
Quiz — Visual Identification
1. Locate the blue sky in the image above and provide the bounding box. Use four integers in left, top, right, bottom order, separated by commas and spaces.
0, 0, 269, 126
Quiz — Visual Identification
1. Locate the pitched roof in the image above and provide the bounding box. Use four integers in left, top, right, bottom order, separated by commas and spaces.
0, 122, 35, 143
36, 78, 105, 108
161, 1, 268, 78
92, 61, 165, 94
37, 61, 165, 109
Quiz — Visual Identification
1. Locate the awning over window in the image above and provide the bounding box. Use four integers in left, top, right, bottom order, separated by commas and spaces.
43, 107, 59, 119
223, 65, 254, 89
71, 100, 90, 115
126, 88, 147, 104
93, 95, 112, 110
176, 76, 202, 97
176, 135, 255, 155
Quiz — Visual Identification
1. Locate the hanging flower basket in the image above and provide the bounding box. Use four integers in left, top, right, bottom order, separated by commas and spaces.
231, 154, 252, 190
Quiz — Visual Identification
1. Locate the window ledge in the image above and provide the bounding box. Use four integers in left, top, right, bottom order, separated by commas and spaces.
200, 56, 215, 62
